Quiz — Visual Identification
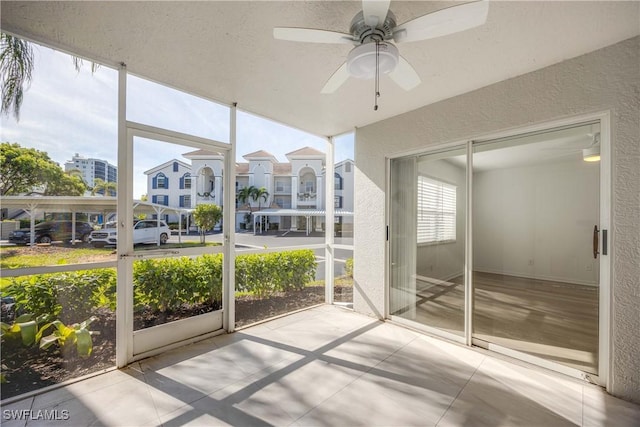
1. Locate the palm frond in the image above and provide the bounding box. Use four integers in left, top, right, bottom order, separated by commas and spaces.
0, 33, 35, 121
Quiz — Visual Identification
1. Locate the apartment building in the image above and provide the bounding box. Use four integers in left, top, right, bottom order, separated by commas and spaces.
144, 146, 354, 232
64, 153, 118, 189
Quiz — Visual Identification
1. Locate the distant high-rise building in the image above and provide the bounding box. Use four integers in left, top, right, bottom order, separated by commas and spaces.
64, 153, 117, 189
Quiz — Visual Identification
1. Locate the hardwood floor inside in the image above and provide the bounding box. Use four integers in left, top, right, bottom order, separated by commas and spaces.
403, 272, 599, 374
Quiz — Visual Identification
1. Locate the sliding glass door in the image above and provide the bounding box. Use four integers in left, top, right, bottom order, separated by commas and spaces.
389, 118, 608, 380
389, 147, 467, 338
471, 122, 601, 374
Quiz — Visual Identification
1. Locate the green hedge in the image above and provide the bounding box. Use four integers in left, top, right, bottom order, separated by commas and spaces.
235, 250, 316, 298
4, 250, 317, 319
134, 254, 223, 312
4, 269, 117, 323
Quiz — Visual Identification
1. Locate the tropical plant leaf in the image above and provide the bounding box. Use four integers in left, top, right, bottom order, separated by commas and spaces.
75, 329, 93, 357
17, 320, 37, 346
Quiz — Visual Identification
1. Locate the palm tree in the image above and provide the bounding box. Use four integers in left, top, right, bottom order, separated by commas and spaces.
251, 186, 270, 212
91, 178, 117, 196
236, 186, 254, 209
1, 33, 34, 120
1, 32, 99, 120
251, 186, 270, 232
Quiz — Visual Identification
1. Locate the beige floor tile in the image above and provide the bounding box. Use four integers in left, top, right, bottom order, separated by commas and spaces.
30, 367, 141, 411
26, 378, 160, 427
296, 368, 456, 426
437, 358, 582, 427
583, 385, 640, 427
0, 396, 33, 427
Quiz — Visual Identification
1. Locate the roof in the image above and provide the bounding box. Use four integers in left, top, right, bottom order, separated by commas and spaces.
235, 163, 250, 174
182, 149, 224, 158
285, 147, 325, 157
1, 196, 191, 216
242, 150, 275, 159
144, 159, 191, 175
273, 164, 292, 175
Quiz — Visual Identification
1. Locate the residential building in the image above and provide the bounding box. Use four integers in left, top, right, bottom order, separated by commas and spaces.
145, 147, 354, 231
64, 153, 117, 189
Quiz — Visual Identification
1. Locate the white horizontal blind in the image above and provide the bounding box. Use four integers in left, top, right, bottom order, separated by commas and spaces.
417, 175, 456, 244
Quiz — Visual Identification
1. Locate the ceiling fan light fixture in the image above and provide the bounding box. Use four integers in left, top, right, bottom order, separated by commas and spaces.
583, 145, 600, 162
347, 42, 399, 79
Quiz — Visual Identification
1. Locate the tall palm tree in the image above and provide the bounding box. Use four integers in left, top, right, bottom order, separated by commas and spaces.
91, 178, 117, 196
251, 186, 270, 232
1, 33, 34, 120
251, 186, 270, 212
237, 185, 255, 209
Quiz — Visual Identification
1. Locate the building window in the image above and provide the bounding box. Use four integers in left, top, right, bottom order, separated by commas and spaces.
153, 173, 168, 189
334, 196, 343, 209
345, 162, 352, 173
274, 197, 291, 209
417, 176, 456, 244
180, 173, 191, 189
173, 162, 179, 172
305, 181, 314, 193
152, 195, 169, 206
276, 181, 285, 192
179, 195, 191, 208
334, 173, 343, 191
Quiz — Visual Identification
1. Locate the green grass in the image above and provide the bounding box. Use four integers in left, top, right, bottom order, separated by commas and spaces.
0, 247, 116, 270
0, 242, 222, 270
134, 241, 222, 251
308, 276, 354, 287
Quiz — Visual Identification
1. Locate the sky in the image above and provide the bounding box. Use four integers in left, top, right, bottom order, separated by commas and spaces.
0, 43, 354, 198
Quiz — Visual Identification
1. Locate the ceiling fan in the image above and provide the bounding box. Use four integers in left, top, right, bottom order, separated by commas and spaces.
273, 0, 490, 99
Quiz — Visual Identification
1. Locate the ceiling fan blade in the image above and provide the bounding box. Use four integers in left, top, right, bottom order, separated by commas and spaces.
321, 63, 350, 94
388, 56, 421, 91
393, 0, 489, 43
362, 0, 391, 28
273, 27, 355, 44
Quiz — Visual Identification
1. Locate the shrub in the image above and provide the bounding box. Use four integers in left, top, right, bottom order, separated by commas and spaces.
4, 249, 317, 320
4, 270, 116, 323
345, 258, 354, 278
133, 255, 223, 312
235, 250, 316, 296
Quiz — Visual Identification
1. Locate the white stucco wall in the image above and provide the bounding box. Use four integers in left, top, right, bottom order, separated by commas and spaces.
354, 37, 639, 402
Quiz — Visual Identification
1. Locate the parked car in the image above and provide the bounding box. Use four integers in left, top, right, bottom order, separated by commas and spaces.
1, 296, 18, 322
89, 220, 170, 248
8, 220, 95, 245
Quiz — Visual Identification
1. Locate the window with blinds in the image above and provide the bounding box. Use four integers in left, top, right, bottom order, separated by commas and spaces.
417, 175, 456, 244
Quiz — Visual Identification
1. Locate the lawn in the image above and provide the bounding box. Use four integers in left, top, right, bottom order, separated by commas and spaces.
0, 242, 222, 270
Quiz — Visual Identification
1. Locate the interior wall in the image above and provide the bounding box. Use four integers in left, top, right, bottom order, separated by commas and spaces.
416, 158, 466, 282
354, 37, 639, 402
473, 159, 599, 285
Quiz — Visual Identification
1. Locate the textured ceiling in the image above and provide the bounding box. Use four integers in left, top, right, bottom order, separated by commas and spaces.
1, 1, 638, 137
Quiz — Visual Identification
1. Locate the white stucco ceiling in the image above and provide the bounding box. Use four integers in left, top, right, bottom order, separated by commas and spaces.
1, 1, 638, 137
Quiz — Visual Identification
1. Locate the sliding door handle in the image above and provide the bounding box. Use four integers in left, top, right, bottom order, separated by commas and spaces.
593, 225, 599, 259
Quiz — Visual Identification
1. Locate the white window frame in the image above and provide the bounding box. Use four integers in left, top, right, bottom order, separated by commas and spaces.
417, 175, 456, 245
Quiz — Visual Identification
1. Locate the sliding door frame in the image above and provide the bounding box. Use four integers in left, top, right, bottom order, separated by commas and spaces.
385, 111, 611, 388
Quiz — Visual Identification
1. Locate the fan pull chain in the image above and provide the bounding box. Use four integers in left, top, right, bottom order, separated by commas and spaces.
374, 40, 380, 111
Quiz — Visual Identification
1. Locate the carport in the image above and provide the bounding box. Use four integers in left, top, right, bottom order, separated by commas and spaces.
251, 208, 354, 236
1, 196, 191, 246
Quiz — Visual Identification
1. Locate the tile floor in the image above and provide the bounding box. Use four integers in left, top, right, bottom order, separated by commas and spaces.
2, 305, 639, 426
